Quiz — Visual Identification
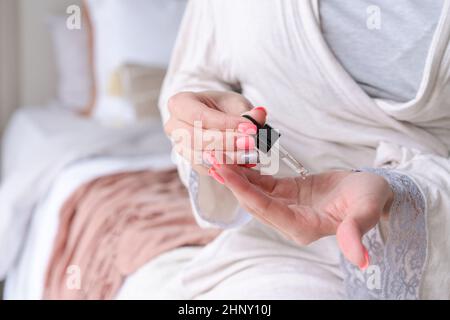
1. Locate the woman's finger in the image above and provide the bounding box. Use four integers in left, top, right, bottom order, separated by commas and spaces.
214, 165, 288, 232
336, 216, 370, 270
201, 91, 254, 116
217, 165, 302, 233
336, 185, 386, 269
166, 118, 248, 152
173, 139, 259, 170
237, 168, 279, 193
171, 144, 210, 176
168, 92, 252, 130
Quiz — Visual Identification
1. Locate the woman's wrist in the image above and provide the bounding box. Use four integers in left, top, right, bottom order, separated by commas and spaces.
352, 168, 395, 218
382, 185, 395, 218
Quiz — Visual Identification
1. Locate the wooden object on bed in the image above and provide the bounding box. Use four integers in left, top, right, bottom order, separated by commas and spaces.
80, 1, 168, 120
107, 64, 167, 119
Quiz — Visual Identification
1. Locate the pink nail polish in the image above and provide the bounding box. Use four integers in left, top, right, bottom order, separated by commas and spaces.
253, 106, 267, 116
238, 123, 257, 135
236, 136, 255, 150
208, 168, 225, 185
359, 249, 370, 271
239, 164, 257, 168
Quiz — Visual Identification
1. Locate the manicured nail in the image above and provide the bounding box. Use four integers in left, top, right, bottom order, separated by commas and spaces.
203, 151, 220, 168
236, 136, 255, 150
238, 123, 257, 135
253, 106, 267, 116
239, 164, 257, 168
208, 168, 224, 184
359, 249, 370, 271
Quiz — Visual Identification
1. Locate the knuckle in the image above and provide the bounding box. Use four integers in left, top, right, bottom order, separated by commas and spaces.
164, 123, 171, 136
292, 232, 316, 246
163, 119, 173, 135
168, 92, 194, 114
194, 108, 207, 125
228, 95, 253, 114
167, 96, 178, 114
224, 115, 238, 130
234, 99, 252, 112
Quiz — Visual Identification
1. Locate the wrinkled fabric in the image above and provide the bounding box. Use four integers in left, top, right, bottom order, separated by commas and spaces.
44, 170, 219, 300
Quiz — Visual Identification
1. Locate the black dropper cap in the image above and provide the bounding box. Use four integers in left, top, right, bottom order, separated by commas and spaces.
242, 115, 281, 153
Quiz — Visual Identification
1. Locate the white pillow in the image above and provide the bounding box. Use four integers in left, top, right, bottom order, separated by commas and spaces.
85, 0, 187, 126
48, 16, 92, 111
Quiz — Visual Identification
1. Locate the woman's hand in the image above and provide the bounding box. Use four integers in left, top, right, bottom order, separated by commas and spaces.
211, 164, 394, 269
164, 91, 266, 175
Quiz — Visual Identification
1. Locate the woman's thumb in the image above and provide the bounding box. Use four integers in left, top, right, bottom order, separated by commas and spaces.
336, 217, 370, 270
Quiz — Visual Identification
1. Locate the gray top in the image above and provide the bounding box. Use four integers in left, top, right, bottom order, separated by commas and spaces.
320, 0, 444, 102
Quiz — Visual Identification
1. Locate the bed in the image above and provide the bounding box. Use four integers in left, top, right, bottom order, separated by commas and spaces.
2, 105, 205, 300
0, 0, 211, 300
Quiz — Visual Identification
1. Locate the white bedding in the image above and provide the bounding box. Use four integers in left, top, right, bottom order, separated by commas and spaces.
0, 105, 177, 277
2, 106, 200, 299
5, 154, 199, 299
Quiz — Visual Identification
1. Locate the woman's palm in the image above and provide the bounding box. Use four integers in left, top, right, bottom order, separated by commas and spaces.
217, 166, 393, 268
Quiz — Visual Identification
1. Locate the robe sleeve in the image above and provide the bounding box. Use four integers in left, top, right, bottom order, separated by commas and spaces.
158, 0, 251, 229
386, 148, 450, 299
342, 142, 450, 300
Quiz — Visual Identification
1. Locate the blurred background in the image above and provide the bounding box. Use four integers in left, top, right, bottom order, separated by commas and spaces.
1, 0, 81, 142
0, 0, 190, 300
1, 0, 81, 298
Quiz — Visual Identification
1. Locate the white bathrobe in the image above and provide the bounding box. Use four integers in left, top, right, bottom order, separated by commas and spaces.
159, 0, 450, 299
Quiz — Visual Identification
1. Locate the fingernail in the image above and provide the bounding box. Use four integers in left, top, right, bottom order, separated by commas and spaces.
236, 136, 255, 150
254, 106, 267, 116
238, 123, 257, 135
208, 168, 225, 185
359, 249, 370, 271
203, 151, 220, 168
239, 164, 257, 168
